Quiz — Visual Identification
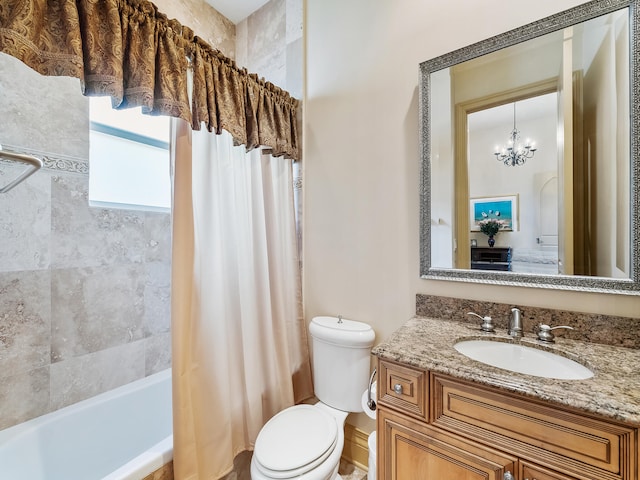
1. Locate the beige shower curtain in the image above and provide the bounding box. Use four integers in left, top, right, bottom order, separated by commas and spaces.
171, 119, 313, 480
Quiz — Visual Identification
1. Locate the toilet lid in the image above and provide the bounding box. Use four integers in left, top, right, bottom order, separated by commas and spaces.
254, 405, 338, 476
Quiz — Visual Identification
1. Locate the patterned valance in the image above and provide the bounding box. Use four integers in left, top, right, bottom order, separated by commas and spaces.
0, 0, 300, 160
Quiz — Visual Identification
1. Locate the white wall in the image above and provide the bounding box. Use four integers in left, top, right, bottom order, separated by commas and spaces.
303, 0, 640, 431
583, 12, 630, 277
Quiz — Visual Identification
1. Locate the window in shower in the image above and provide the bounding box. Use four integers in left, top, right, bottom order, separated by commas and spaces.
89, 96, 171, 212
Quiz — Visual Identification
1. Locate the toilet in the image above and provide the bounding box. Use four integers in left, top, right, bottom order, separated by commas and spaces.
250, 316, 375, 480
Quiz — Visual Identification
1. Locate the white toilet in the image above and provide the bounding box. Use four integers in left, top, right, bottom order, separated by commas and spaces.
250, 316, 375, 480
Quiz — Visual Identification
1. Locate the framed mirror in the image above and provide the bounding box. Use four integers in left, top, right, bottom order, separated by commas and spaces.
420, 0, 640, 295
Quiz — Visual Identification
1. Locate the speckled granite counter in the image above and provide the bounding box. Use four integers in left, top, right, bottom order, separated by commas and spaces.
372, 317, 640, 426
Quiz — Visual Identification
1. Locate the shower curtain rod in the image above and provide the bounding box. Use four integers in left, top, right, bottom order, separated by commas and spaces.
0, 144, 43, 193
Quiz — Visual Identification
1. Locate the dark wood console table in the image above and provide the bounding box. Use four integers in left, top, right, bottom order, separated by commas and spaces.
470, 246, 512, 271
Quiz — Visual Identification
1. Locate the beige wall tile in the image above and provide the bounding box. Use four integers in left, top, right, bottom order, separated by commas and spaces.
51, 265, 146, 361
0, 270, 51, 377
145, 332, 172, 376
0, 367, 50, 430
0, 53, 88, 158
49, 341, 145, 410
154, 0, 236, 59
51, 175, 146, 268
0, 171, 51, 272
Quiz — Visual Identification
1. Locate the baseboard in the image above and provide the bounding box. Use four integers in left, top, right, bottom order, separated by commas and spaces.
342, 424, 370, 471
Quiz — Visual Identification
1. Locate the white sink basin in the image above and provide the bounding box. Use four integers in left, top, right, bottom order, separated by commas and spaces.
454, 340, 593, 380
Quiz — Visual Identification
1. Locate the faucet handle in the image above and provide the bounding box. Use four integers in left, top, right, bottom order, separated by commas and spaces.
537, 324, 574, 343
467, 312, 495, 333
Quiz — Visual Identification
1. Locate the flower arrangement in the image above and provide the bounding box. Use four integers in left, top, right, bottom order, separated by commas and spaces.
477, 218, 506, 236
476, 216, 507, 237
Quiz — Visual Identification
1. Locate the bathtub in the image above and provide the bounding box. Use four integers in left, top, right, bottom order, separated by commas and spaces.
0, 369, 172, 480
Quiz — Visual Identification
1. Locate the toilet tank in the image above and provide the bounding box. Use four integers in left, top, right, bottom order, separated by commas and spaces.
309, 316, 375, 413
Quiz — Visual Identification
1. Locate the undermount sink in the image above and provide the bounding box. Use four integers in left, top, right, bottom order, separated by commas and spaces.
454, 339, 594, 380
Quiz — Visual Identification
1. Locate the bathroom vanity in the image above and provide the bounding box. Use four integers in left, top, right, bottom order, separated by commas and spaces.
373, 317, 640, 480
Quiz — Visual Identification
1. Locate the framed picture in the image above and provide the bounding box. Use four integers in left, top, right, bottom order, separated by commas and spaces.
470, 195, 518, 232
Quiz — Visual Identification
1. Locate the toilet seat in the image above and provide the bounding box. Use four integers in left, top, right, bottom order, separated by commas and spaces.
253, 405, 338, 479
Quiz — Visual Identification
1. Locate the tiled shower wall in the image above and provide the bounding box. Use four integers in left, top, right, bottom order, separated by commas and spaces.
0, 53, 173, 431
0, 1, 235, 431
0, 0, 300, 431
236, 0, 303, 100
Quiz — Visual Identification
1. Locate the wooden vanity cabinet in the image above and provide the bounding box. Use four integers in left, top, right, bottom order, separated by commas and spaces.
379, 408, 517, 479
376, 359, 637, 480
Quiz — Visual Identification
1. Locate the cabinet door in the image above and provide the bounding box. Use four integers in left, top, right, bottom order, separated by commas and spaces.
379, 408, 516, 480
520, 462, 580, 480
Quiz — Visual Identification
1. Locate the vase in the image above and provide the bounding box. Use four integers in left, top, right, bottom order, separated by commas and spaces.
487, 235, 495, 247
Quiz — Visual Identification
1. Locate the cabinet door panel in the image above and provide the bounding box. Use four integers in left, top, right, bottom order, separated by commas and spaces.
379, 408, 516, 480
394, 436, 500, 480
520, 462, 580, 480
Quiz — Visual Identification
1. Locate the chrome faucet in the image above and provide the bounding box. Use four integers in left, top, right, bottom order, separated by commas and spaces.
508, 307, 523, 338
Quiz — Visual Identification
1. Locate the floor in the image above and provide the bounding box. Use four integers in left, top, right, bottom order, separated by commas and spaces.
216, 453, 368, 480
339, 459, 368, 479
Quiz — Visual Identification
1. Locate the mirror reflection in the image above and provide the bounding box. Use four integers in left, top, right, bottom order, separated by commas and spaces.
422, 0, 639, 294
468, 94, 560, 274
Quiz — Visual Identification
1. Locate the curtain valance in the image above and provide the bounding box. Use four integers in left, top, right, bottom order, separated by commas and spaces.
0, 0, 300, 160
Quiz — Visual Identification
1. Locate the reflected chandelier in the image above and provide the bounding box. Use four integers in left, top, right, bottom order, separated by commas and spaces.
493, 102, 537, 167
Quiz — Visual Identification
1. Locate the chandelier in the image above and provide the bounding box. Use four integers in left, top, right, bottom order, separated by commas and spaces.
493, 102, 536, 167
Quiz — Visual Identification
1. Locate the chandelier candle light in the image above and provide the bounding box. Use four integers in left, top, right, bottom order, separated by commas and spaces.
494, 102, 537, 167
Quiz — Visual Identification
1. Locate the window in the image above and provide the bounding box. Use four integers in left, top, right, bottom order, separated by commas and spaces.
89, 97, 171, 212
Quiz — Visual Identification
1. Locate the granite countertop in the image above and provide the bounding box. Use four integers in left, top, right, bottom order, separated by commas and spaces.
372, 316, 640, 426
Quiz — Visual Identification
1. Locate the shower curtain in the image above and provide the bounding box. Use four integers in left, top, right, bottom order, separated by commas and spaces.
171, 119, 313, 479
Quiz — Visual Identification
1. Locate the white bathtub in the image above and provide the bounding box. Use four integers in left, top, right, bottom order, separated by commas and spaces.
0, 369, 173, 480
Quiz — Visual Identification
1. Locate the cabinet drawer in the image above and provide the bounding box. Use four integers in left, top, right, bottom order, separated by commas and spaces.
431, 374, 636, 479
377, 360, 427, 421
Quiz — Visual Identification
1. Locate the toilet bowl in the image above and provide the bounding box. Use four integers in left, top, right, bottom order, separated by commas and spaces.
250, 316, 375, 480
250, 403, 348, 480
